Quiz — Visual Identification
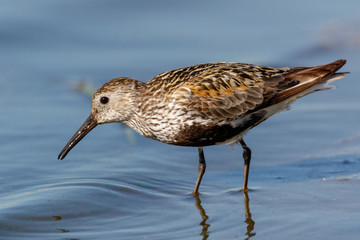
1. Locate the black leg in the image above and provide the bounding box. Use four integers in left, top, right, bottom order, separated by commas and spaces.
239, 139, 251, 192
193, 147, 206, 195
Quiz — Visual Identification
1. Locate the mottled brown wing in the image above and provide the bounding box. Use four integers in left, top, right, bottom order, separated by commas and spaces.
148, 60, 346, 121
170, 63, 286, 120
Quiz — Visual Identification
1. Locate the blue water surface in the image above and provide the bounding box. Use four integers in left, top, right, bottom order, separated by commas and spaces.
1, 0, 360, 239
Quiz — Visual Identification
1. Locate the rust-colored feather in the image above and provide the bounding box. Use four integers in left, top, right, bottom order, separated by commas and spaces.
153, 63, 278, 120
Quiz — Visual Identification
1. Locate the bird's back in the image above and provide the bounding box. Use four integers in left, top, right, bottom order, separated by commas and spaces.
145, 62, 287, 97
134, 60, 346, 146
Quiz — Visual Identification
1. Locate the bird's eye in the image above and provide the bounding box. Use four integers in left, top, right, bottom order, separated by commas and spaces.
100, 96, 109, 104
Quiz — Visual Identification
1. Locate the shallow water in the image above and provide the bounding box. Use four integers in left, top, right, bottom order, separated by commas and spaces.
2, 0, 360, 239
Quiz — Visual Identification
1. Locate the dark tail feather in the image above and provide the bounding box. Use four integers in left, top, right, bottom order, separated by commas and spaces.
270, 59, 347, 104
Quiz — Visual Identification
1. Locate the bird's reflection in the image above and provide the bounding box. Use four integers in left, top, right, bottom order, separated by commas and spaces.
243, 191, 256, 239
194, 194, 210, 240
193, 191, 255, 240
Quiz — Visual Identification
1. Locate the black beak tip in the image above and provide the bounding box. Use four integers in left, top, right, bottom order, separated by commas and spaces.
57, 114, 97, 161
57, 150, 66, 160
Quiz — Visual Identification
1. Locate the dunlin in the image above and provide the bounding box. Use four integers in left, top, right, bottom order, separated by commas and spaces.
58, 60, 347, 194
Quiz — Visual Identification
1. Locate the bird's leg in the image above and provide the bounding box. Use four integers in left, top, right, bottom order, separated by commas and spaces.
193, 147, 206, 195
239, 139, 252, 192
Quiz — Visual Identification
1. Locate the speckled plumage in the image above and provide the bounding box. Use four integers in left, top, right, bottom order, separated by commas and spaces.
58, 59, 347, 194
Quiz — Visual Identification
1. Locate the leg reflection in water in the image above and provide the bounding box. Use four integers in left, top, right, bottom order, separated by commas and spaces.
194, 194, 210, 240
243, 191, 256, 239
193, 192, 256, 240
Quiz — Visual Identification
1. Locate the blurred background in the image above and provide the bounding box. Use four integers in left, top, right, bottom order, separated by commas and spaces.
1, 0, 360, 239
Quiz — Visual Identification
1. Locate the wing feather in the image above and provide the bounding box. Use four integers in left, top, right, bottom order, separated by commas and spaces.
169, 63, 274, 120
146, 60, 346, 122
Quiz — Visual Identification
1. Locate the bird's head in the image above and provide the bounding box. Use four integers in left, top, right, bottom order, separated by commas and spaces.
58, 77, 141, 159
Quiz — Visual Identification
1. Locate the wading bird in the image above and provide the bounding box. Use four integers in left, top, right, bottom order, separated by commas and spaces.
58, 59, 347, 194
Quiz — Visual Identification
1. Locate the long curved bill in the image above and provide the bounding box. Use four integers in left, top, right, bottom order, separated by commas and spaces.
58, 114, 98, 160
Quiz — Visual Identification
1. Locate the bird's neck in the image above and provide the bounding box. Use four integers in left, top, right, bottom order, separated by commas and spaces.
124, 80, 157, 138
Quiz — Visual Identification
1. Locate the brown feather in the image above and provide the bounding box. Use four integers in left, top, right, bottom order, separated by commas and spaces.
267, 59, 346, 105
